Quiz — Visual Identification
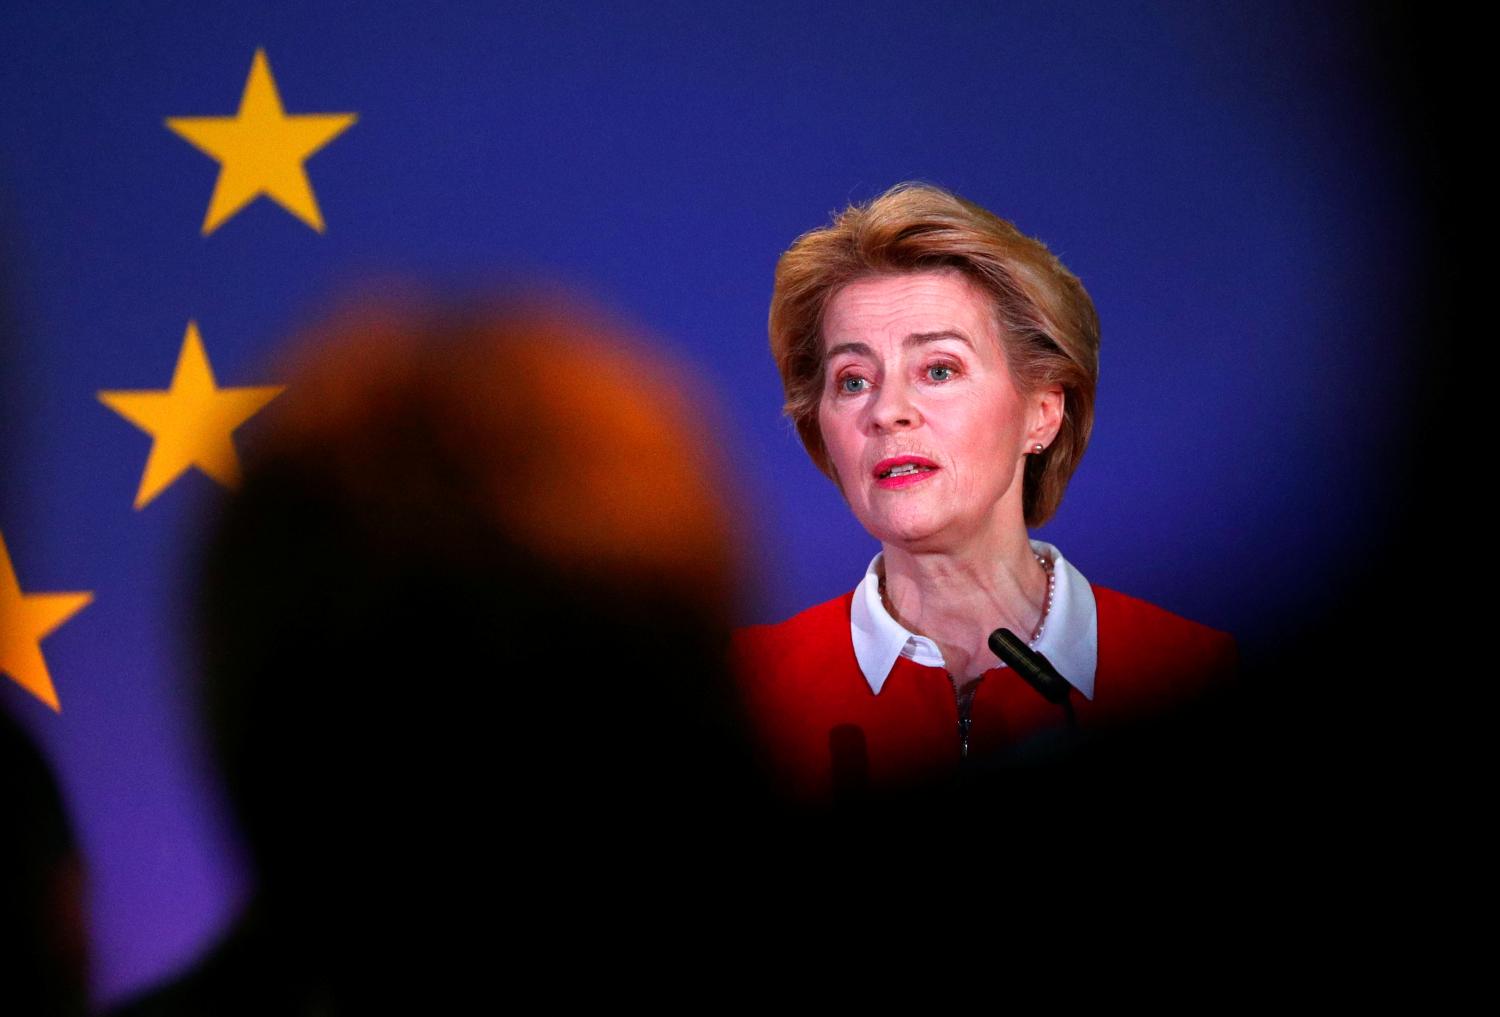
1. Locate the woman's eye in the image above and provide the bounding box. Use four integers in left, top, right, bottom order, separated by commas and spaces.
927, 364, 956, 382
838, 376, 869, 394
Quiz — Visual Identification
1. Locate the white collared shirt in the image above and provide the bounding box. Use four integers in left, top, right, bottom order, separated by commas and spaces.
849, 539, 1098, 700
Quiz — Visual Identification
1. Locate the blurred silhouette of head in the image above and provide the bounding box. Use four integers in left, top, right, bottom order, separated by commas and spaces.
197, 299, 753, 1004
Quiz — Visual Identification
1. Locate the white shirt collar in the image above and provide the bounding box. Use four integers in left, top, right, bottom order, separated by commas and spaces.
849, 539, 1097, 700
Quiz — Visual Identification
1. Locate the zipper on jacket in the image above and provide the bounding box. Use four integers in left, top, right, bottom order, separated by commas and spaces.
951, 674, 982, 760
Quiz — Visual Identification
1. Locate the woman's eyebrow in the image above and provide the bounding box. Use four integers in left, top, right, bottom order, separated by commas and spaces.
823, 331, 972, 362
905, 330, 973, 350
823, 340, 874, 361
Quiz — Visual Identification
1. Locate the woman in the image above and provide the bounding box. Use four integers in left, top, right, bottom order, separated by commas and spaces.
733, 183, 1235, 800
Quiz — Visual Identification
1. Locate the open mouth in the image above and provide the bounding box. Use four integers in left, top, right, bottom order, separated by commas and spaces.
874, 457, 938, 481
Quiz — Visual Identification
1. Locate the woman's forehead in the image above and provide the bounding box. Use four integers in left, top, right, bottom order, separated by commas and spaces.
822, 270, 1000, 350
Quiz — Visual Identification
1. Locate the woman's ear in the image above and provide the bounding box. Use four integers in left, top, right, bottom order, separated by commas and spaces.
1028, 385, 1065, 449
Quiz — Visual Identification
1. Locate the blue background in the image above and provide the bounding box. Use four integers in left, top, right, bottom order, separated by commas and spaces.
1, 1, 1437, 1003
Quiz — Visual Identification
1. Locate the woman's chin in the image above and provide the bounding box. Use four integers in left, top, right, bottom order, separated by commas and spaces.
861, 505, 1012, 557
863, 513, 957, 553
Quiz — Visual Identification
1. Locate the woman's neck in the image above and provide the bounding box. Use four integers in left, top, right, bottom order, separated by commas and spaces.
879, 527, 1050, 685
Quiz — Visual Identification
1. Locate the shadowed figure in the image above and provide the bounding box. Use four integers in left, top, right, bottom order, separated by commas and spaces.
111, 301, 767, 1015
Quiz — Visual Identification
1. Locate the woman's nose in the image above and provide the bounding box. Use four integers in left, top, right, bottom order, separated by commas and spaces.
870, 376, 920, 432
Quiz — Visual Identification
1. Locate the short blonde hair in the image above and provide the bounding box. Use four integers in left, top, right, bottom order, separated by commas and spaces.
768, 183, 1100, 526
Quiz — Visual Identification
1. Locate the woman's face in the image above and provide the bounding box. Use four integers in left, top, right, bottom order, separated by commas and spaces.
817, 270, 1060, 553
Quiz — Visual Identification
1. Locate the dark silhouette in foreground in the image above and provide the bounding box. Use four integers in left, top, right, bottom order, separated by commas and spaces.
111, 302, 766, 1014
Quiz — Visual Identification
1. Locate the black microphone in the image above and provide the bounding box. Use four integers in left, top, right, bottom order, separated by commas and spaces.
988, 628, 1073, 706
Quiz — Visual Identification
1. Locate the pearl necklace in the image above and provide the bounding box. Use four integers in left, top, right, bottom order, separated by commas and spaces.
1029, 552, 1056, 646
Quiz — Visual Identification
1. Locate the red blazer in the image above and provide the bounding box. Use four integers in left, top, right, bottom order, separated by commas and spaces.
731, 585, 1236, 801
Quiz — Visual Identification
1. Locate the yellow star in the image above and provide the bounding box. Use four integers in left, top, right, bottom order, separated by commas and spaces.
98, 321, 285, 509
166, 48, 357, 234
0, 531, 92, 712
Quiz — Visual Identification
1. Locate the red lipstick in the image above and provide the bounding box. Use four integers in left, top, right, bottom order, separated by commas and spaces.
873, 455, 939, 489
